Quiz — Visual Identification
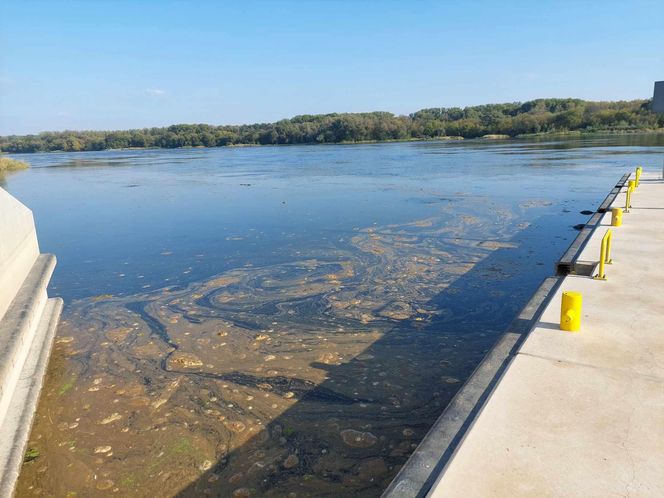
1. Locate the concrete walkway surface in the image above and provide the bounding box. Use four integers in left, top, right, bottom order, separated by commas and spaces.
428, 173, 664, 497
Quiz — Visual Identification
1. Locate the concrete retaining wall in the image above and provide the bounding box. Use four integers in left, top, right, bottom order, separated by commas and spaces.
0, 189, 39, 323
0, 187, 62, 498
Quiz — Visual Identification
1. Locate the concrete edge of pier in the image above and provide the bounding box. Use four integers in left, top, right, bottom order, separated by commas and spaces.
0, 187, 62, 498
382, 173, 630, 498
426, 171, 664, 495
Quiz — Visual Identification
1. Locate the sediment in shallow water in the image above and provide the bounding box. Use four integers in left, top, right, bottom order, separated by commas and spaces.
17, 203, 527, 497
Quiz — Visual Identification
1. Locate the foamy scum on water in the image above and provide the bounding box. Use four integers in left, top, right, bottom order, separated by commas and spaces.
18, 201, 524, 497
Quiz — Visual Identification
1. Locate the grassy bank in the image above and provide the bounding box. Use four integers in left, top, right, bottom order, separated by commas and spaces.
517, 128, 664, 139
0, 156, 29, 172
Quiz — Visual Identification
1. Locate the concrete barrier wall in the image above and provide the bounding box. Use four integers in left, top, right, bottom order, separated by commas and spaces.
0, 188, 39, 322
0, 186, 62, 498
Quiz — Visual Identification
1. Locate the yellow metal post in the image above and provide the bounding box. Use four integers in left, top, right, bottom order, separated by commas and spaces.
635, 166, 642, 187
595, 229, 612, 280
560, 291, 582, 332
625, 185, 634, 212
611, 207, 623, 227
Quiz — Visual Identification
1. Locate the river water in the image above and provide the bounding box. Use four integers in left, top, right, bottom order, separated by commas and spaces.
4, 135, 663, 497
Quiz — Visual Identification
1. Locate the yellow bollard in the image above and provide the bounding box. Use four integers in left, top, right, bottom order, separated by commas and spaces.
635, 166, 642, 187
560, 291, 582, 332
625, 185, 634, 212
611, 207, 623, 226
595, 229, 612, 280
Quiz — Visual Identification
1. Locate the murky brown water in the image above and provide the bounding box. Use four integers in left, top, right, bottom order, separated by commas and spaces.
17, 204, 525, 497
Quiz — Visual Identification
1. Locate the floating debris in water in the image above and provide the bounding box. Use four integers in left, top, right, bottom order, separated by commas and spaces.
340, 429, 378, 448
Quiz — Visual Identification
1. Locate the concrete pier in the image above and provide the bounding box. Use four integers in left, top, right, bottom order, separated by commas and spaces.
0, 187, 62, 498
424, 172, 664, 496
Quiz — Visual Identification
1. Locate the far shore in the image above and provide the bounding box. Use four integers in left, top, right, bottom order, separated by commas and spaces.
3, 128, 664, 155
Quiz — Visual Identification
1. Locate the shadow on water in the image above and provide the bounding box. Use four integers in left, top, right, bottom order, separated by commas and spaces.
172, 214, 567, 498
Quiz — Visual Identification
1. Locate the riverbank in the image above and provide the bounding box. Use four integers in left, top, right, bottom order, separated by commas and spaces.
519, 128, 664, 139
0, 157, 29, 172
3, 129, 664, 157
1, 98, 660, 154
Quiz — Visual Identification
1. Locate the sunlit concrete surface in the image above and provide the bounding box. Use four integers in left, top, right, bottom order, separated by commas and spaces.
428, 173, 664, 497
0, 188, 39, 322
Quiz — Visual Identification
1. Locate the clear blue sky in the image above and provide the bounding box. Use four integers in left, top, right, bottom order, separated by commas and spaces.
1, 0, 662, 135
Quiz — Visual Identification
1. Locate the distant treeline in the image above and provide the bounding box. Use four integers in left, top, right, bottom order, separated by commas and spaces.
2, 98, 662, 153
